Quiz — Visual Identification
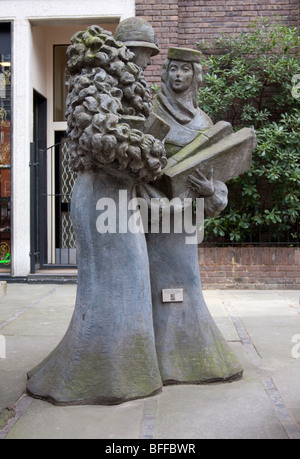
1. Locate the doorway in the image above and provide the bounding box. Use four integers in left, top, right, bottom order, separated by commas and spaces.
30, 90, 47, 272
54, 131, 77, 265
30, 131, 77, 272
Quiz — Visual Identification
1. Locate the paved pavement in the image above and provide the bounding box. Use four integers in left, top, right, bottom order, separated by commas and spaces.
0, 283, 299, 440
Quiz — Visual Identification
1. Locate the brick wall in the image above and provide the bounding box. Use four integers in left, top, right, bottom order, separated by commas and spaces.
178, 0, 300, 48
135, 0, 180, 84
198, 247, 300, 289
135, 0, 300, 85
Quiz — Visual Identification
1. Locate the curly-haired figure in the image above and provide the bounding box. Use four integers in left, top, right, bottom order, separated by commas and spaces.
27, 22, 167, 406
65, 23, 166, 181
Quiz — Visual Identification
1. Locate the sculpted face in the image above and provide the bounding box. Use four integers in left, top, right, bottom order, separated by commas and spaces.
168, 60, 194, 93
129, 46, 154, 70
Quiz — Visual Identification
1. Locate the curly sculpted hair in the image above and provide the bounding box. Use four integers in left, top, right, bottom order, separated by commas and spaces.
65, 25, 167, 183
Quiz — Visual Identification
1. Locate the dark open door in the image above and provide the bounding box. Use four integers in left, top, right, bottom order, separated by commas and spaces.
30, 90, 47, 273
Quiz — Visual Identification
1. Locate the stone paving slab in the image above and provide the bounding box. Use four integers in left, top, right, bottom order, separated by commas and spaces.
0, 284, 299, 439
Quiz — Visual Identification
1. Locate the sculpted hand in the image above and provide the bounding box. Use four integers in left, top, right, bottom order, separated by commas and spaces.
188, 168, 214, 197
204, 180, 228, 217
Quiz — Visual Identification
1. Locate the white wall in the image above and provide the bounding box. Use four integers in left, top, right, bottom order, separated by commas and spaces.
31, 26, 48, 98
0, 0, 135, 277
0, 0, 135, 23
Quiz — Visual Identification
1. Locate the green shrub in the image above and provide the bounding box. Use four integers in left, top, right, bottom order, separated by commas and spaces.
197, 18, 300, 245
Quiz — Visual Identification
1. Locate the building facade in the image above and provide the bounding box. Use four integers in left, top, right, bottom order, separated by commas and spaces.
0, 0, 299, 280
0, 0, 135, 279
